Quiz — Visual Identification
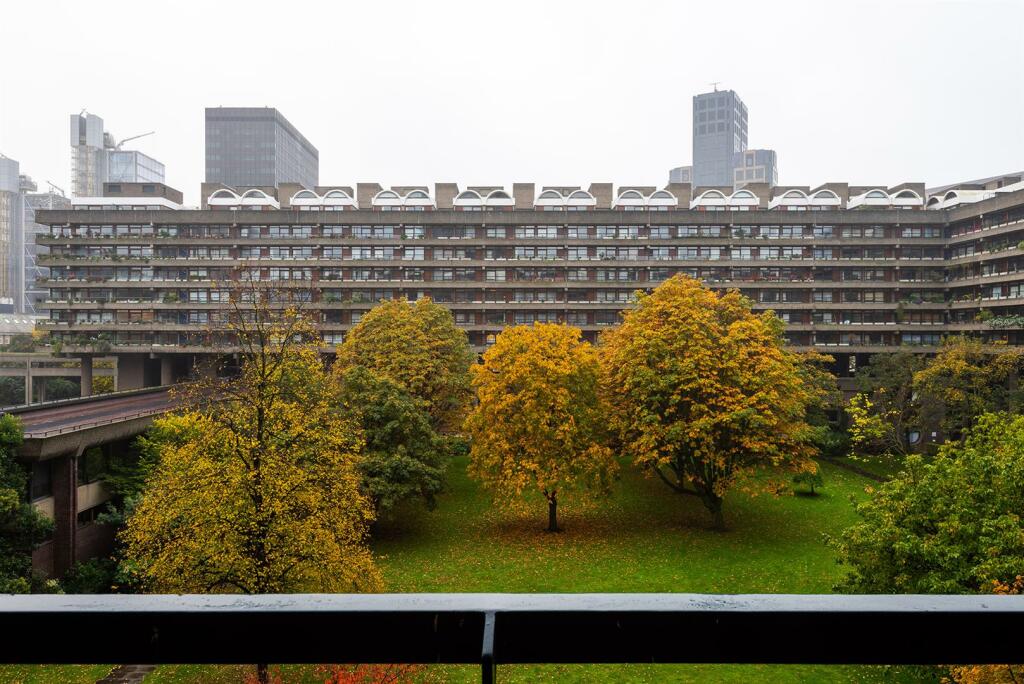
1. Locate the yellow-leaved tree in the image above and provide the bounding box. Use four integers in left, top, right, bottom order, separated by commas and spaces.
334, 297, 474, 432
465, 323, 616, 532
122, 288, 381, 597
600, 275, 823, 529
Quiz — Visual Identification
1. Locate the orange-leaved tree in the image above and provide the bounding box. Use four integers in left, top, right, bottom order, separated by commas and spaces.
600, 275, 822, 529
333, 297, 473, 432
465, 323, 616, 532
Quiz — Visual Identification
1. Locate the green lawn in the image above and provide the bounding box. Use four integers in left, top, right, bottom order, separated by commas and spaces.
6, 459, 921, 683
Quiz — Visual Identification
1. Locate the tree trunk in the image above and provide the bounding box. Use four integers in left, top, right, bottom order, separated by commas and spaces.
546, 492, 559, 533
703, 494, 726, 531
257, 663, 269, 684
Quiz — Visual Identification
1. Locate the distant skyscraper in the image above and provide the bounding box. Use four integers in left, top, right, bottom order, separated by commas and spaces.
0, 157, 21, 310
108, 150, 165, 184
70, 113, 106, 197
69, 112, 164, 196
24, 181, 70, 314
205, 107, 319, 189
733, 149, 778, 187
692, 89, 748, 187
0, 157, 61, 313
668, 166, 693, 184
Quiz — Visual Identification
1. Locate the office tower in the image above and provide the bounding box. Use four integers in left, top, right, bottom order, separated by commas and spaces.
70, 112, 164, 196
668, 166, 692, 184
205, 107, 319, 189
0, 156, 22, 311
733, 149, 778, 187
693, 89, 748, 187
24, 181, 71, 313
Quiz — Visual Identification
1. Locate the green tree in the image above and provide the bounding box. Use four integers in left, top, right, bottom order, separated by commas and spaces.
0, 414, 52, 593
833, 413, 1024, 593
43, 377, 79, 401
601, 275, 824, 529
334, 298, 473, 431
466, 323, 616, 532
3, 334, 37, 352
336, 366, 446, 515
852, 351, 930, 456
0, 378, 24, 407
913, 336, 1024, 439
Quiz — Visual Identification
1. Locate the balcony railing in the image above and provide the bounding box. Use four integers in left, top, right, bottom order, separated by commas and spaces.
0, 593, 1021, 683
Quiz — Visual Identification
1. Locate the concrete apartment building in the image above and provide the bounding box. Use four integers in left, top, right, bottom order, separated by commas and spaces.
205, 107, 319, 189
30, 172, 1024, 389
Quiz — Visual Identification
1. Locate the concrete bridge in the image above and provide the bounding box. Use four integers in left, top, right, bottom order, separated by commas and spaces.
0, 353, 118, 405
4, 387, 179, 576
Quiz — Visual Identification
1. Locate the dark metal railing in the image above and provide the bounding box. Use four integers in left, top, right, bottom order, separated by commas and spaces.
1, 593, 1022, 683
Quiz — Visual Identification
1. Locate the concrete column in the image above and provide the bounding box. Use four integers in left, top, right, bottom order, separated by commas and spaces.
116, 354, 146, 391
160, 356, 174, 386
51, 455, 78, 576
79, 356, 93, 397
24, 372, 32, 405
38, 378, 46, 403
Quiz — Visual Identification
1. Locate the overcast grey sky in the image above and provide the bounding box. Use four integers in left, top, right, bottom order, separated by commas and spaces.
1, 0, 1021, 205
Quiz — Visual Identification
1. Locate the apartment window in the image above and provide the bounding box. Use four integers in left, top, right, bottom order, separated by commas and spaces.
485, 228, 505, 239
403, 247, 424, 261
566, 268, 589, 281
566, 226, 591, 239
813, 291, 833, 303
649, 226, 671, 239
403, 227, 424, 239
515, 226, 558, 238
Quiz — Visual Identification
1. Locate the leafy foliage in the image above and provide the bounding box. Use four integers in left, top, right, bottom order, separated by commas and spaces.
851, 352, 930, 456
600, 275, 823, 528
466, 323, 616, 532
792, 471, 823, 495
0, 414, 52, 593
833, 413, 1024, 593
334, 298, 473, 432
0, 378, 25, 407
912, 336, 1024, 439
336, 366, 447, 515
122, 294, 380, 594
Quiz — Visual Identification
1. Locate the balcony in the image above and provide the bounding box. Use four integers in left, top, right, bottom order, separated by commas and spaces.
0, 593, 1020, 683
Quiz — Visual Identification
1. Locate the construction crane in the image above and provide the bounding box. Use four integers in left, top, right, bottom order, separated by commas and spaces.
45, 181, 66, 197
114, 131, 155, 149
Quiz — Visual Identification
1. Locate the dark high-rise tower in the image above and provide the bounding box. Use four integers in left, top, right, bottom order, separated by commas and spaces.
205, 107, 319, 189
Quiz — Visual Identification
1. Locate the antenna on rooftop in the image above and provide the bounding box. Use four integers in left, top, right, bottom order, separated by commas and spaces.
710, 82, 721, 92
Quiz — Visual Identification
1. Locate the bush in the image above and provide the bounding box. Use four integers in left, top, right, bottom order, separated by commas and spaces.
61, 558, 118, 594
833, 413, 1024, 593
792, 470, 824, 495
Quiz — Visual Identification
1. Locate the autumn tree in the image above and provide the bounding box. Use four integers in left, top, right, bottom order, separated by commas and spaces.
334, 298, 473, 431
833, 413, 1024, 594
600, 275, 823, 529
336, 366, 446, 515
0, 414, 52, 593
848, 352, 930, 456
466, 323, 616, 532
912, 336, 1024, 439
123, 288, 380, 682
